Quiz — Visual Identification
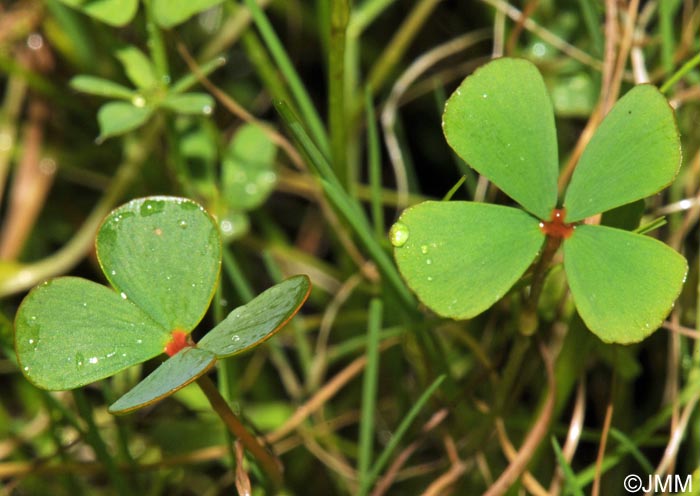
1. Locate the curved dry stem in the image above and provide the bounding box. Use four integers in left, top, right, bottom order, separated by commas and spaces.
266, 339, 400, 445
483, 341, 556, 496
381, 30, 490, 213
591, 401, 614, 496
308, 271, 364, 390
481, 0, 603, 70
372, 409, 448, 496
495, 420, 548, 496
420, 438, 468, 496
645, 392, 700, 496
176, 42, 305, 171
548, 380, 586, 495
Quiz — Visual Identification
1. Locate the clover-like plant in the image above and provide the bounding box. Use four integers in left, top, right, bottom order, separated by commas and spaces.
14, 196, 309, 482
390, 58, 687, 344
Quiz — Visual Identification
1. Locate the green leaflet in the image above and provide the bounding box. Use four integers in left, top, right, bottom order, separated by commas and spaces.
564, 225, 687, 343
97, 197, 221, 332
443, 58, 558, 219
392, 202, 545, 319
109, 347, 217, 414
15, 277, 168, 390
198, 275, 311, 358
564, 85, 681, 222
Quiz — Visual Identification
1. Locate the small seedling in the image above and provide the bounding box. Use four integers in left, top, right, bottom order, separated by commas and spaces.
14, 196, 310, 483
390, 58, 687, 344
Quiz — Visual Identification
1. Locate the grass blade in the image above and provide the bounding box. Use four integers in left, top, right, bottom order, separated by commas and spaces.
359, 374, 446, 495
358, 298, 383, 484
551, 436, 585, 496
243, 0, 329, 155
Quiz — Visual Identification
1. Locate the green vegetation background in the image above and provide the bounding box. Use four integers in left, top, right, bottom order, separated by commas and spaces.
0, 0, 699, 494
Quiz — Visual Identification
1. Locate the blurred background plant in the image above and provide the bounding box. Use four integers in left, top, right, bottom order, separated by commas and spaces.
0, 0, 699, 494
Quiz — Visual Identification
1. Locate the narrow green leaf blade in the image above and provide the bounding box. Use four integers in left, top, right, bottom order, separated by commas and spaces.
109, 347, 216, 414
198, 275, 310, 358
392, 202, 545, 319
97, 102, 152, 142
70, 75, 134, 100
96, 197, 222, 332
160, 93, 215, 115
222, 123, 278, 211
56, 0, 138, 27
15, 277, 168, 390
443, 58, 558, 219
564, 85, 681, 222
564, 225, 687, 343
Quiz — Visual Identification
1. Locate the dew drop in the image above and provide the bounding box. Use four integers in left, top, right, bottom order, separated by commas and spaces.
231, 335, 240, 342
111, 270, 117, 276
202, 105, 213, 115
132, 95, 146, 108
178, 220, 188, 228
221, 220, 233, 234
120, 292, 127, 299
89, 357, 98, 364
427, 276, 433, 281
426, 259, 432, 265
389, 222, 409, 247
136, 339, 142, 344
28, 339, 34, 344
420, 245, 428, 254
482, 93, 488, 99
23, 366, 29, 372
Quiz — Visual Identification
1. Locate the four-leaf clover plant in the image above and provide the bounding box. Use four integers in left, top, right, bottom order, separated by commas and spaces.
390, 58, 687, 344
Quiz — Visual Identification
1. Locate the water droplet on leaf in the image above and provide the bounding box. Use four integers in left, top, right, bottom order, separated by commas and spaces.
389, 222, 409, 247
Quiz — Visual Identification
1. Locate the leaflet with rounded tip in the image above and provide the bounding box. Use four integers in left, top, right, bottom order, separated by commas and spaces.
96, 196, 222, 333
392, 202, 545, 320
442, 58, 558, 220
564, 224, 688, 343
563, 85, 681, 222
14, 277, 168, 390
109, 347, 217, 414
198, 275, 311, 358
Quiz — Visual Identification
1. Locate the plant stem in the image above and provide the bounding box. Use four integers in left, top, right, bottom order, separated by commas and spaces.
196, 375, 284, 487
358, 298, 382, 484
520, 235, 561, 335
329, 0, 349, 187
493, 334, 531, 414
